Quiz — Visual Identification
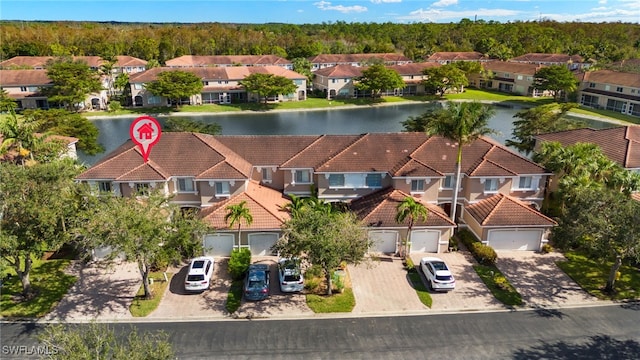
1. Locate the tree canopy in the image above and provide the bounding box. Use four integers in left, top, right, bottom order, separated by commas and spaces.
552, 187, 640, 293
239, 73, 298, 104
23, 108, 104, 155
354, 64, 405, 98
43, 58, 103, 111
533, 65, 579, 101
0, 159, 83, 297
75, 191, 209, 299
0, 88, 18, 112
506, 103, 583, 155
422, 64, 469, 96
144, 70, 204, 108
273, 206, 370, 295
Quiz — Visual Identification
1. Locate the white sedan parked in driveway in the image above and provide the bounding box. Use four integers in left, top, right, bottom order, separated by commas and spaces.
420, 257, 456, 292
184, 256, 215, 292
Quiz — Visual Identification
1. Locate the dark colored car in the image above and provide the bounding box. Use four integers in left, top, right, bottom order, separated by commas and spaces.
244, 264, 270, 301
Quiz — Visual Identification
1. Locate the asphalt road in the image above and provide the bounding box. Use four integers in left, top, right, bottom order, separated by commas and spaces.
2, 303, 639, 360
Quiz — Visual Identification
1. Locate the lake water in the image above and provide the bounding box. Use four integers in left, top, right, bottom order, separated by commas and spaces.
81, 103, 615, 165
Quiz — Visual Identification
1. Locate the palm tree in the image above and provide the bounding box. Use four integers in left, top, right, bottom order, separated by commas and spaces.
280, 194, 307, 218
224, 201, 253, 246
419, 101, 496, 222
395, 196, 428, 259
0, 110, 41, 165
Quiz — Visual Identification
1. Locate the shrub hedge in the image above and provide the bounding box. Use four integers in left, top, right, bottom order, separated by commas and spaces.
457, 229, 498, 266
228, 248, 251, 280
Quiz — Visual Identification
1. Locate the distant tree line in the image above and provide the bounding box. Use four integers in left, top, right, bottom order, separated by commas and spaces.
1, 20, 638, 66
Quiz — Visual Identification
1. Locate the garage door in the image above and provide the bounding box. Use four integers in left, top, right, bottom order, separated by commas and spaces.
203, 234, 235, 257
249, 233, 278, 256
487, 229, 542, 251
369, 230, 398, 254
410, 230, 440, 253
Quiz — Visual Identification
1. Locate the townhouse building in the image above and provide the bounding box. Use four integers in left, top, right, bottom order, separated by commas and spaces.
0, 55, 147, 74
0, 69, 52, 110
308, 53, 412, 72
575, 70, 640, 117
469, 61, 546, 96
509, 53, 588, 71
128, 66, 307, 106
165, 55, 292, 70
77, 132, 556, 257
425, 52, 490, 64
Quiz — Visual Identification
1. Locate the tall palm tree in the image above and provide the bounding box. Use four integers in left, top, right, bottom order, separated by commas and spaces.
224, 201, 253, 245
419, 101, 496, 222
395, 196, 428, 259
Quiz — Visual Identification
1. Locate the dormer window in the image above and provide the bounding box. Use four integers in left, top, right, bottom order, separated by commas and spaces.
261, 168, 272, 183
484, 178, 498, 193
215, 181, 230, 196
442, 175, 454, 189
411, 179, 425, 192
294, 170, 311, 184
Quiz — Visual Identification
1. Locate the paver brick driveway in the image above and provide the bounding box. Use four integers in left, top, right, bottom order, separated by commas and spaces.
410, 251, 502, 312
496, 251, 597, 307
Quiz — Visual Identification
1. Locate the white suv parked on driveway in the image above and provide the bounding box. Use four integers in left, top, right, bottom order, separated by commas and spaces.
184, 256, 215, 292
420, 257, 456, 292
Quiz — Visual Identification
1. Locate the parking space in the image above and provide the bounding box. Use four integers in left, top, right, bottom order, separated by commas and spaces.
410, 251, 503, 312
349, 256, 427, 314
495, 251, 597, 307
149, 256, 312, 319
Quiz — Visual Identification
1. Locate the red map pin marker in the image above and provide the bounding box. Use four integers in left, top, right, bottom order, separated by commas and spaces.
129, 116, 162, 163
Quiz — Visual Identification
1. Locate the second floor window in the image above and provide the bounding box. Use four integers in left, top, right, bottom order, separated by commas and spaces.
442, 175, 454, 189
215, 181, 230, 196
411, 179, 425, 192
135, 183, 150, 196
294, 170, 311, 184
518, 176, 532, 190
328, 174, 345, 187
177, 178, 195, 192
484, 178, 498, 192
616, 87, 623, 92
261, 168, 272, 182
366, 173, 382, 188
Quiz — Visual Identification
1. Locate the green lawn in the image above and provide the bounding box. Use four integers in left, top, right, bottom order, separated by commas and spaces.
407, 272, 433, 308
129, 271, 173, 317
474, 265, 523, 307
556, 252, 640, 300
569, 106, 640, 124
305, 288, 355, 313
225, 280, 244, 314
0, 259, 77, 318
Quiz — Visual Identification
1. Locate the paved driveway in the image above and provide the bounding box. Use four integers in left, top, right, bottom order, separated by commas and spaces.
44, 260, 140, 321
410, 251, 502, 312
349, 256, 426, 314
149, 257, 312, 320
496, 251, 597, 307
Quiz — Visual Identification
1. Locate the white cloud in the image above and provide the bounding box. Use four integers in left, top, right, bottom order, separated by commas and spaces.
538, 8, 640, 23
431, 0, 458, 7
598, 0, 607, 4
371, 0, 402, 4
314, 1, 368, 13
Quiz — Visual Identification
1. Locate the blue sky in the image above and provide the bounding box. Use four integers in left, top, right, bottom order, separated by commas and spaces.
1, 0, 639, 24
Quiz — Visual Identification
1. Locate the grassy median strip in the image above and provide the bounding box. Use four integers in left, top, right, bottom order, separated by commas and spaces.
306, 289, 355, 313
0, 259, 77, 318
407, 272, 433, 308
557, 252, 640, 300
129, 272, 173, 317
225, 280, 244, 314
474, 265, 523, 307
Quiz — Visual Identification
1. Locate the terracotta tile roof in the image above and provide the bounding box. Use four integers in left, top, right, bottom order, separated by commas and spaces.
535, 126, 640, 169
129, 66, 305, 83
165, 55, 291, 67
510, 53, 584, 64
317, 133, 428, 173
387, 62, 440, 74
0, 70, 51, 86
581, 69, 640, 88
427, 52, 486, 61
281, 134, 363, 169
308, 53, 411, 64
466, 193, 557, 227
392, 158, 442, 177
632, 192, 640, 202
411, 136, 547, 176
119, 161, 169, 181
0, 55, 146, 69
216, 135, 321, 166
76, 133, 252, 181
350, 187, 455, 228
313, 64, 363, 78
200, 181, 291, 230
482, 61, 542, 75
